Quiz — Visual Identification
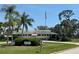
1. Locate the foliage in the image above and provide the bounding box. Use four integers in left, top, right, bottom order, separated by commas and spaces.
0, 35, 5, 39
17, 12, 34, 36
0, 5, 34, 45
15, 37, 41, 46
59, 10, 74, 20
60, 34, 71, 41
49, 10, 79, 41
0, 5, 19, 44
13, 35, 18, 39
37, 26, 48, 30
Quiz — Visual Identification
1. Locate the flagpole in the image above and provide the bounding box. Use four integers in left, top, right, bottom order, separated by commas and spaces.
45, 11, 47, 26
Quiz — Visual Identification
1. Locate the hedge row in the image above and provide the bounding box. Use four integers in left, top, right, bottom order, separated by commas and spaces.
15, 37, 41, 46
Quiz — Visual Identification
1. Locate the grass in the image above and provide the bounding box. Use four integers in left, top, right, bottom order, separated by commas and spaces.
0, 40, 6, 42
0, 42, 78, 54
71, 38, 79, 42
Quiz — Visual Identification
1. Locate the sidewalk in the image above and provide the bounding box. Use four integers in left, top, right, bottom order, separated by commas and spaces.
54, 47, 79, 54
0, 41, 11, 44
43, 40, 79, 45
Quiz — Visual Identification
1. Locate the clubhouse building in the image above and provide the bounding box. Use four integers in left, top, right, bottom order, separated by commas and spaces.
13, 30, 57, 40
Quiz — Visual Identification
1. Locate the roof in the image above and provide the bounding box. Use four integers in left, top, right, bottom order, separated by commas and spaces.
13, 30, 57, 34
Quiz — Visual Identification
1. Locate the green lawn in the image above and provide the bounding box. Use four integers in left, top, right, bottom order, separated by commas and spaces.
71, 39, 79, 42
0, 42, 78, 54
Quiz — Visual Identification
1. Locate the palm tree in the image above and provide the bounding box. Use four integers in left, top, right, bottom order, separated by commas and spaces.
59, 10, 74, 20
18, 12, 34, 37
58, 10, 74, 40
37, 26, 48, 30
1, 5, 19, 44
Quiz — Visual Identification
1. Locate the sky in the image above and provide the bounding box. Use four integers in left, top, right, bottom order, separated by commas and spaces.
0, 4, 79, 31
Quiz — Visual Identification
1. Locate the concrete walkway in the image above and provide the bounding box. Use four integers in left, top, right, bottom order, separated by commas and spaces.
43, 40, 79, 45
0, 42, 6, 44
56, 47, 79, 54
43, 40, 79, 54
0, 41, 11, 44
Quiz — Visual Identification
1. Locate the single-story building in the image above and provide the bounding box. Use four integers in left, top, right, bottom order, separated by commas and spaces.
13, 30, 58, 40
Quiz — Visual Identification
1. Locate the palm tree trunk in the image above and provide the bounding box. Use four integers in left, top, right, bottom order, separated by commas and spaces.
11, 26, 14, 42
3, 27, 5, 36
7, 35, 9, 45
22, 25, 24, 37
7, 25, 10, 45
3, 26, 9, 45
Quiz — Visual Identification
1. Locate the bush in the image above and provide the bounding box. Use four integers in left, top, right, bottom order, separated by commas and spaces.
15, 37, 41, 46
61, 36, 71, 41
48, 34, 71, 41
0, 35, 5, 40
13, 35, 18, 39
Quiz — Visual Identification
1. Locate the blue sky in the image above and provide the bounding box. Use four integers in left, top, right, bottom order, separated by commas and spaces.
0, 4, 79, 30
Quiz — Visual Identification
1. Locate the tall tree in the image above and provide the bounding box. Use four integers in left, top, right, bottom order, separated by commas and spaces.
1, 5, 19, 44
37, 26, 48, 30
18, 12, 34, 37
58, 10, 75, 40
59, 10, 74, 20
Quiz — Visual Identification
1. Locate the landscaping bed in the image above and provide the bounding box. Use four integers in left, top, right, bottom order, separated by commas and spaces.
15, 37, 41, 46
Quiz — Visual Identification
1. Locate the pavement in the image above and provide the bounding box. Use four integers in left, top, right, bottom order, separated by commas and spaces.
43, 40, 79, 45
56, 47, 79, 54
0, 41, 11, 44
43, 40, 79, 54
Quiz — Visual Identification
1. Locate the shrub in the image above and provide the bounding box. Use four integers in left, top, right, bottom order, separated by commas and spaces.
0, 35, 5, 40
15, 37, 41, 46
13, 35, 18, 39
61, 36, 71, 41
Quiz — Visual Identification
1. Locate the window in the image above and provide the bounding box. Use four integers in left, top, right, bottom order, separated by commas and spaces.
47, 34, 49, 36
28, 34, 31, 36
18, 34, 21, 36
42, 34, 46, 36
38, 34, 41, 36
24, 34, 27, 36
47, 34, 50, 36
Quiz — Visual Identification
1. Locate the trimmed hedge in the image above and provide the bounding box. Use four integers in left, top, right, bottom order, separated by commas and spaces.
15, 37, 41, 46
